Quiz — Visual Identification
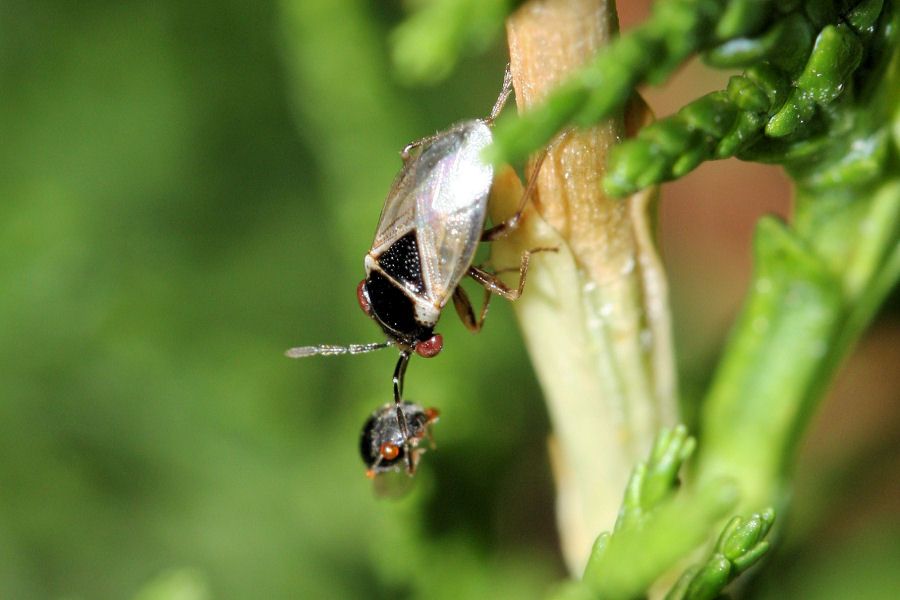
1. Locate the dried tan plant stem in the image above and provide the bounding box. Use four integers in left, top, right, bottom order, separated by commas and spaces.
491, 0, 677, 573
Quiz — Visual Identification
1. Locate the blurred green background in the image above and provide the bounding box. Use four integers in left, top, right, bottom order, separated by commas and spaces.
0, 1, 897, 599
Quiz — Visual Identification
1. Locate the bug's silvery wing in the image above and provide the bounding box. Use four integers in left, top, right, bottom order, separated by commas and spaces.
372, 121, 493, 305
413, 121, 493, 305
372, 167, 418, 257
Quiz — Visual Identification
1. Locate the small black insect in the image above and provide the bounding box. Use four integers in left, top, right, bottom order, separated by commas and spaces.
360, 401, 439, 478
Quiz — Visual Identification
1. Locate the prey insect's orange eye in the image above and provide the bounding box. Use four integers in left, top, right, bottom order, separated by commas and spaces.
380, 443, 400, 460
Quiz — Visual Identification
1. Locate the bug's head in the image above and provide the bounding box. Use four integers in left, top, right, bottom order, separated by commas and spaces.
357, 277, 443, 358
360, 402, 439, 478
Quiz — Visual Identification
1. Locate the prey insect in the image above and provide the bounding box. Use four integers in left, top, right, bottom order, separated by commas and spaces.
287, 67, 549, 475
360, 401, 439, 478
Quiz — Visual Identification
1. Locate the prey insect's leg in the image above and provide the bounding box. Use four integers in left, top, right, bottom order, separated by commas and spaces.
406, 448, 424, 475
424, 423, 438, 451
485, 65, 513, 125
481, 150, 549, 241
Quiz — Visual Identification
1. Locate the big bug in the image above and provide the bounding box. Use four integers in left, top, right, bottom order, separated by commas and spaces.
287, 68, 548, 470
360, 401, 439, 478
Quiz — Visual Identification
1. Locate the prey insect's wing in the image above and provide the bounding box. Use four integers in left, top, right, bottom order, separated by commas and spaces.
372, 121, 494, 306
371, 469, 417, 497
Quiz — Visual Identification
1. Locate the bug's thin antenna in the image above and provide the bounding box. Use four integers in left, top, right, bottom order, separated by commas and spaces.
284, 341, 394, 358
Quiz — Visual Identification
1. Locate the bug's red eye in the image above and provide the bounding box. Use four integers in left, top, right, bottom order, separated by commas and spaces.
415, 334, 443, 358
425, 408, 440, 421
357, 280, 372, 316
380, 443, 400, 460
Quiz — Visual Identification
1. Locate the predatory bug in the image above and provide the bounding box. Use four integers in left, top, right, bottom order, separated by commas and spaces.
360, 401, 439, 478
287, 67, 550, 443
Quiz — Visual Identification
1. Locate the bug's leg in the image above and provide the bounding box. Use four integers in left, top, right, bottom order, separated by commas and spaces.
468, 263, 521, 301
481, 149, 549, 241
400, 133, 442, 162
455, 246, 556, 332
485, 65, 513, 125
468, 247, 556, 301
452, 284, 493, 334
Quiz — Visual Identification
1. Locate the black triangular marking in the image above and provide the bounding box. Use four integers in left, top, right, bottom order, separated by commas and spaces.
377, 231, 426, 294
